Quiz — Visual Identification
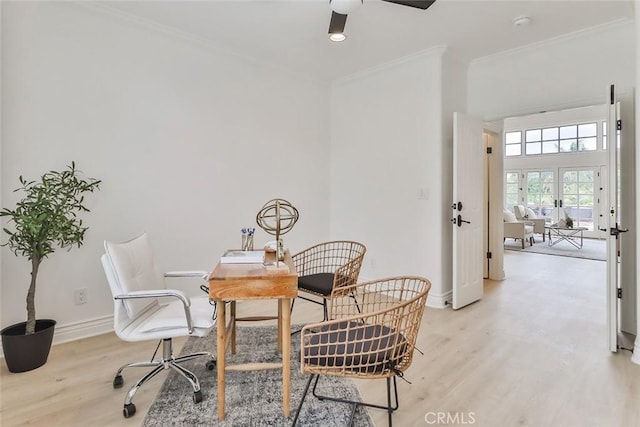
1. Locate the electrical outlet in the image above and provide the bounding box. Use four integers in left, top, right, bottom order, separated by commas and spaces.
74, 288, 87, 305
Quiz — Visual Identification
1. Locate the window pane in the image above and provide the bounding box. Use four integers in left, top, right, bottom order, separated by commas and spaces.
579, 195, 593, 206
542, 127, 559, 140
526, 142, 541, 155
579, 184, 594, 196
579, 137, 597, 151
542, 141, 558, 153
559, 139, 576, 152
563, 171, 577, 182
563, 184, 577, 195
506, 194, 518, 206
506, 183, 518, 194
506, 172, 519, 183
560, 125, 577, 139
505, 145, 521, 156
541, 194, 554, 205
525, 129, 541, 142
579, 170, 593, 182
505, 132, 521, 144
564, 194, 578, 205
527, 174, 541, 193
578, 123, 597, 137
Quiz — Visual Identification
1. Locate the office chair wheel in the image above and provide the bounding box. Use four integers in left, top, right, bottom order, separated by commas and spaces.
123, 403, 136, 418
193, 390, 203, 404
205, 360, 216, 371
113, 375, 123, 388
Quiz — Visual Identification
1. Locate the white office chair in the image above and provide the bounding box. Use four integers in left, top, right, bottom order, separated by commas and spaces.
101, 233, 216, 418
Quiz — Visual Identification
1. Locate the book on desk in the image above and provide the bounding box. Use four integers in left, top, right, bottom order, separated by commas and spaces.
219, 250, 265, 264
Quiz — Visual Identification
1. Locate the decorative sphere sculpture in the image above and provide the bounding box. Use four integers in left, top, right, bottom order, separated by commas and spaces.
256, 199, 299, 261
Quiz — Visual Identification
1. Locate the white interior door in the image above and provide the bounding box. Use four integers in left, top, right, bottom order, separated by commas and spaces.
606, 85, 622, 352
452, 112, 484, 309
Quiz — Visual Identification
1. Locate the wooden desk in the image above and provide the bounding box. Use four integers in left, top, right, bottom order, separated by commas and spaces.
208, 251, 298, 421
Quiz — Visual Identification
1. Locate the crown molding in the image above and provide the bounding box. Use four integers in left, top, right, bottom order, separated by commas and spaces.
470, 17, 634, 66
333, 45, 448, 86
70, 1, 327, 87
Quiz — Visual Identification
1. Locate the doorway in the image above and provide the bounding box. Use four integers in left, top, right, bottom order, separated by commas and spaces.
506, 166, 607, 239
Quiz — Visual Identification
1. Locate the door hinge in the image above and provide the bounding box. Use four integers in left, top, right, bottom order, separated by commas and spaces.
486, 147, 492, 154
487, 251, 492, 259
617, 120, 622, 131
617, 288, 622, 299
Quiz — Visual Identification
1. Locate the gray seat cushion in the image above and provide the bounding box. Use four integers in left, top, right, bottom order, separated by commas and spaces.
304, 320, 407, 373
298, 273, 335, 296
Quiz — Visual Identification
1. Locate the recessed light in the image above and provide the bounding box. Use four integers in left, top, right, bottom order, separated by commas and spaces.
329, 33, 347, 42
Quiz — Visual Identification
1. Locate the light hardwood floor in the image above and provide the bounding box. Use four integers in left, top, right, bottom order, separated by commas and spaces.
2, 251, 639, 426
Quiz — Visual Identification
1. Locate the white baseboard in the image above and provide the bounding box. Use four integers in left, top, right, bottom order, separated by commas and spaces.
632, 340, 640, 365
0, 315, 114, 359
357, 275, 450, 309
53, 315, 114, 345
427, 290, 452, 308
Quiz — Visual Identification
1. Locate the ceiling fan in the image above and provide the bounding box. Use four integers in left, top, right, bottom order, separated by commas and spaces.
328, 0, 436, 39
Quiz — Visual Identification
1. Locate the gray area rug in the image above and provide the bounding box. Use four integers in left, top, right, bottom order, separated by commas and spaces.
143, 325, 374, 427
504, 236, 606, 261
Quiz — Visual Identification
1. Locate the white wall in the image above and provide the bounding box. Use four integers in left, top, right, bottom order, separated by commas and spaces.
1, 2, 330, 341
469, 20, 636, 120
329, 48, 454, 307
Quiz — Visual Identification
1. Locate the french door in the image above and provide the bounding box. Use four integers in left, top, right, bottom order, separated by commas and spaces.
507, 167, 605, 238
524, 170, 555, 222
558, 167, 602, 236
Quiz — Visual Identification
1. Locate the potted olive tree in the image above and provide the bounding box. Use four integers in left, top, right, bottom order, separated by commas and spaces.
0, 162, 100, 372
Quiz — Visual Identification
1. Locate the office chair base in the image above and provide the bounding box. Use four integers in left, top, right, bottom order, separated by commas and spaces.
113, 338, 215, 418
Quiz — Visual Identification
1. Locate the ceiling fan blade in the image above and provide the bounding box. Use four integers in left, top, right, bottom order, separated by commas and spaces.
381, 0, 436, 10
328, 11, 348, 34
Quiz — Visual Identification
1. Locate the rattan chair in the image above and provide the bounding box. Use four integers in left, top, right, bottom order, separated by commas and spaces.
291, 241, 366, 322
292, 276, 431, 427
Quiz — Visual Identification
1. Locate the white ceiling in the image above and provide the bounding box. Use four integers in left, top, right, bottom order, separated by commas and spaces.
97, 0, 635, 82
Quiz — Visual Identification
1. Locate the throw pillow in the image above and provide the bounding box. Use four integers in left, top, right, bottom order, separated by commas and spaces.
526, 207, 537, 219
503, 209, 518, 223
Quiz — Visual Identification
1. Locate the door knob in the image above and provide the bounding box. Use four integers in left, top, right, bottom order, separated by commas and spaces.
456, 214, 470, 227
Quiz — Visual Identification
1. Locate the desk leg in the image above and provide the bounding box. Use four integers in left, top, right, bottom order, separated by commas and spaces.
277, 300, 283, 352
231, 301, 237, 354
216, 299, 226, 421
280, 297, 291, 417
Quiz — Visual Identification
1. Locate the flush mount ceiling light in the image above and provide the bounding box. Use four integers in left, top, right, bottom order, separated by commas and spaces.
329, 0, 363, 15
512, 15, 532, 27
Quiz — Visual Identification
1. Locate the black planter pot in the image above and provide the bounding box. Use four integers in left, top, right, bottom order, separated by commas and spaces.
1, 319, 56, 373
